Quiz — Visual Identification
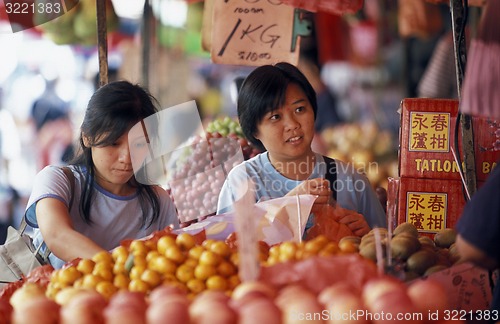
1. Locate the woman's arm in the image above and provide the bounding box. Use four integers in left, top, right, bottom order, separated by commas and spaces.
36, 197, 106, 262
455, 234, 498, 270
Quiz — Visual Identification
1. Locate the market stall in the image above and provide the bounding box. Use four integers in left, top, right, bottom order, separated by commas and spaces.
0, 0, 498, 323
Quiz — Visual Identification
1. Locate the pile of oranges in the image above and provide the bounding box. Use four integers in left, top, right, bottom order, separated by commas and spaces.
46, 233, 241, 301
45, 232, 357, 302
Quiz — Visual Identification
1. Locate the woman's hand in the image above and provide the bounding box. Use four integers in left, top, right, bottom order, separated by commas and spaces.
334, 208, 371, 237
286, 178, 331, 214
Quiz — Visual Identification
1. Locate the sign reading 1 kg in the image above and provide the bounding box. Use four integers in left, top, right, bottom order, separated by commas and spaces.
211, 0, 306, 66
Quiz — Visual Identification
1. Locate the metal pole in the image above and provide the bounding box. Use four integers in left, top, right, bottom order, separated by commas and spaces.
96, 0, 109, 87
142, 0, 151, 88
450, 0, 476, 197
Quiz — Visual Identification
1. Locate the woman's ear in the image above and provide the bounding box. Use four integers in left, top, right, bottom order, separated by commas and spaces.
82, 135, 90, 148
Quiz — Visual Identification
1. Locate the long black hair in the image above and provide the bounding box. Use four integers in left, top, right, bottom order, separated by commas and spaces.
237, 62, 317, 151
70, 80, 161, 228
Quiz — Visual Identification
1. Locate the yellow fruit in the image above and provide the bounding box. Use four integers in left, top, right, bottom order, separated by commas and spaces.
59, 266, 82, 285
304, 240, 323, 254
165, 246, 186, 264
81, 274, 104, 289
202, 239, 216, 250
338, 240, 359, 253
227, 275, 240, 290
146, 250, 161, 262
111, 246, 129, 263
176, 233, 196, 250
184, 258, 199, 268
279, 241, 298, 260
194, 264, 217, 281
130, 240, 149, 256
188, 245, 205, 260
133, 255, 147, 269
128, 279, 150, 293
176, 264, 195, 283
113, 273, 130, 290
209, 241, 231, 258
92, 263, 114, 282
96, 281, 117, 300
148, 255, 177, 275
92, 250, 113, 264
187, 278, 206, 294
206, 275, 228, 291
268, 245, 280, 257
157, 236, 177, 255
141, 269, 162, 288
199, 250, 221, 266
217, 261, 236, 277
76, 259, 95, 275
321, 242, 340, 255
129, 265, 147, 281
113, 261, 127, 275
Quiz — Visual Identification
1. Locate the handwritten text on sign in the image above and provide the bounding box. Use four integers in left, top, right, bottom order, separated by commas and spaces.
211, 0, 299, 66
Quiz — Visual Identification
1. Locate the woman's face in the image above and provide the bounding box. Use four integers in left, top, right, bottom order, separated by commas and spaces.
90, 132, 139, 195
254, 82, 315, 163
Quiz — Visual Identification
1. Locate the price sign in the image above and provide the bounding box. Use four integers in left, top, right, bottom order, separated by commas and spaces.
210, 0, 311, 66
3, 0, 79, 33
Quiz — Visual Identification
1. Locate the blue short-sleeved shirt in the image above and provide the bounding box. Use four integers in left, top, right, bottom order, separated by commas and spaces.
216, 152, 387, 230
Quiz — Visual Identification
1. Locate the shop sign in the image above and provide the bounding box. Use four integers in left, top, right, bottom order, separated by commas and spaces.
210, 0, 311, 66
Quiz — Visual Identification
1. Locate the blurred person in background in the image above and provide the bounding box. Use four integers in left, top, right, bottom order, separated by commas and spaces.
0, 88, 22, 243
30, 73, 74, 170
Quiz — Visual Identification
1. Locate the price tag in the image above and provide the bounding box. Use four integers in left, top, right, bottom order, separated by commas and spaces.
210, 0, 311, 66
4, 0, 79, 33
233, 180, 260, 282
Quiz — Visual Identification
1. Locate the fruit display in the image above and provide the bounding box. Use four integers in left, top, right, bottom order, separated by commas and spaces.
168, 116, 262, 225
3, 268, 455, 324
42, 232, 242, 302
348, 223, 460, 281
0, 223, 482, 324
321, 122, 399, 189
34, 0, 119, 45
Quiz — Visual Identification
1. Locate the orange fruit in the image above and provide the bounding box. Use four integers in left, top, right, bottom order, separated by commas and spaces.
113, 273, 130, 290
81, 274, 104, 289
92, 262, 114, 282
176, 264, 195, 283
96, 281, 117, 300
194, 263, 217, 281
217, 261, 236, 277
148, 255, 177, 275
141, 269, 162, 288
59, 266, 82, 285
165, 246, 186, 264
209, 241, 231, 258
199, 250, 221, 267
111, 246, 129, 263
157, 235, 177, 255
206, 275, 228, 291
92, 250, 113, 264
128, 279, 150, 293
176, 233, 196, 250
186, 278, 206, 294
129, 265, 147, 281
76, 259, 95, 275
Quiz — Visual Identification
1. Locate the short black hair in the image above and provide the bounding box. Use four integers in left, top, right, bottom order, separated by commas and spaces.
237, 62, 317, 151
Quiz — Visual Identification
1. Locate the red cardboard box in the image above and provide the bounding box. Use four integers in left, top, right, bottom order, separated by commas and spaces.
396, 177, 467, 235
399, 98, 499, 181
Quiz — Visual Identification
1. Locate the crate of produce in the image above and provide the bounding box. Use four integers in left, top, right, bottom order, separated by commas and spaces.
399, 98, 499, 181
